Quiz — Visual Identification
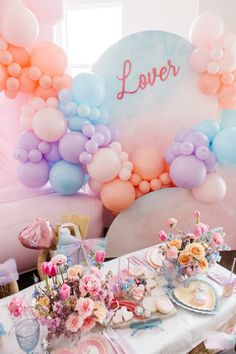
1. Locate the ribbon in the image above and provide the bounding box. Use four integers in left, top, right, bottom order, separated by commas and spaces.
0, 258, 19, 285
130, 318, 163, 336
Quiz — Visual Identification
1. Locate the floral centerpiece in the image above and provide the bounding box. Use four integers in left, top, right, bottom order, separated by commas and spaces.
158, 210, 230, 278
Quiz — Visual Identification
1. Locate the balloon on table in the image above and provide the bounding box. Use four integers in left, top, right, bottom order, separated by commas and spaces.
59, 132, 88, 164
212, 127, 236, 164
17, 159, 49, 188
101, 179, 136, 213
49, 160, 85, 195
132, 147, 164, 180
192, 173, 226, 203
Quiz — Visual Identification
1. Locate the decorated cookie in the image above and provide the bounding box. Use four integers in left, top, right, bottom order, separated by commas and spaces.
155, 296, 174, 314
131, 284, 145, 301
120, 306, 134, 321
142, 296, 157, 313
112, 310, 123, 325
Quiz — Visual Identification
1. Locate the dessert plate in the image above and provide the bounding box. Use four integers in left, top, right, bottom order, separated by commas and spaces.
146, 247, 164, 269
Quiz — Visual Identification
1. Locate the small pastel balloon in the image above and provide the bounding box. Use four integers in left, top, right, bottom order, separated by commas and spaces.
175, 128, 193, 143
159, 172, 171, 185
30, 97, 45, 110
38, 141, 50, 154
189, 13, 224, 47
20, 114, 33, 130
7, 62, 21, 77
101, 179, 136, 213
219, 49, 236, 73
212, 126, 236, 164
44, 142, 61, 162
0, 51, 13, 65
6, 77, 20, 91
58, 88, 72, 103
5, 90, 17, 99
119, 167, 132, 181
49, 160, 85, 195
109, 142, 122, 154
33, 107, 67, 142
52, 76, 63, 90
85, 140, 99, 154
221, 73, 234, 85
138, 180, 151, 194
59, 132, 88, 164
35, 86, 58, 100
14, 149, 29, 162
39, 75, 52, 89
192, 173, 226, 203
190, 48, 210, 73
18, 68, 37, 93
89, 108, 100, 121
87, 148, 121, 182
210, 47, 223, 61
170, 155, 207, 188
91, 132, 105, 146
164, 148, 176, 164
64, 102, 78, 116
122, 161, 133, 170
17, 159, 49, 188
77, 104, 90, 118
129, 173, 142, 186
150, 178, 162, 190
194, 120, 220, 142
28, 66, 42, 81
120, 151, 129, 162
185, 131, 209, 149
132, 147, 164, 180
180, 141, 194, 155
204, 151, 217, 173
95, 124, 112, 146
198, 72, 221, 95
18, 131, 41, 151
195, 146, 210, 160
207, 61, 219, 75
8, 45, 30, 67
79, 151, 92, 164
69, 117, 89, 132
31, 42, 67, 76
46, 97, 59, 108
28, 149, 42, 162
82, 123, 96, 138
88, 178, 103, 194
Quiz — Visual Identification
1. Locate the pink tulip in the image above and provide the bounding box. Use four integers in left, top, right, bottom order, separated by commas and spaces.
194, 210, 201, 219
167, 218, 177, 228
95, 250, 106, 263
50, 264, 57, 277
159, 230, 167, 242
194, 223, 208, 236
41, 261, 53, 276
59, 283, 71, 300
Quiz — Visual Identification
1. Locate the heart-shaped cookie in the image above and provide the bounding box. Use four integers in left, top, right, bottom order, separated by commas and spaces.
112, 310, 123, 324
120, 306, 134, 321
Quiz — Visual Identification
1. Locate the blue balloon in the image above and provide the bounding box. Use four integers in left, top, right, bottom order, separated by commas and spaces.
58, 88, 72, 103
194, 120, 220, 142
71, 72, 105, 106
68, 116, 90, 131
212, 127, 236, 164
49, 160, 85, 195
221, 110, 236, 129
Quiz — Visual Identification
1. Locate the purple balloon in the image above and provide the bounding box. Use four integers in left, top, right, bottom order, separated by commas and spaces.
109, 125, 119, 141
185, 131, 209, 149
79, 151, 92, 164
45, 142, 62, 162
17, 159, 49, 188
28, 149, 42, 162
17, 132, 41, 151
204, 151, 217, 173
82, 123, 95, 138
85, 140, 98, 154
175, 128, 193, 143
14, 149, 29, 162
170, 155, 206, 188
171, 142, 181, 156
91, 132, 105, 146
59, 132, 88, 164
195, 146, 210, 160
38, 142, 50, 154
164, 148, 176, 164
180, 141, 194, 155
95, 124, 112, 146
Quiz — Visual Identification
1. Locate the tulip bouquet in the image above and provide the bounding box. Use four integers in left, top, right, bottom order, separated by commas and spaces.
158, 211, 230, 278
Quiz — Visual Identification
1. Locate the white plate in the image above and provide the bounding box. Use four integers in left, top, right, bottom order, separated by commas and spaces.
169, 291, 217, 315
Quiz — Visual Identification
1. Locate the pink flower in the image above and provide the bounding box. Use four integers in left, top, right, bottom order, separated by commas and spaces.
65, 313, 83, 333
194, 223, 208, 236
194, 210, 201, 219
59, 283, 71, 300
79, 274, 101, 297
95, 250, 106, 263
8, 298, 27, 317
81, 316, 96, 333
212, 232, 224, 247
76, 298, 94, 319
166, 246, 178, 259
90, 266, 102, 279
41, 261, 53, 276
159, 230, 167, 242
50, 264, 57, 277
167, 218, 177, 228
51, 254, 67, 266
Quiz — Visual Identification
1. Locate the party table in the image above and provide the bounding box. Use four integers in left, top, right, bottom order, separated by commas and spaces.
0, 247, 236, 354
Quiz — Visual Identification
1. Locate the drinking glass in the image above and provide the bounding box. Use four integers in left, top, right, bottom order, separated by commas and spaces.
15, 319, 40, 354
162, 259, 178, 293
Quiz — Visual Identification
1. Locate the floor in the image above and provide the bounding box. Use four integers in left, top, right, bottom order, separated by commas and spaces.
18, 250, 236, 290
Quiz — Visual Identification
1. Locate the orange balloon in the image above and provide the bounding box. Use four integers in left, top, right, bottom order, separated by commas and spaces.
8, 45, 30, 67
218, 82, 236, 104
101, 179, 135, 213
198, 73, 221, 95
18, 68, 37, 93
132, 147, 164, 180
30, 42, 67, 76
159, 172, 171, 185
35, 86, 58, 100
129, 173, 141, 186
138, 180, 151, 194
150, 178, 162, 190
0, 64, 9, 90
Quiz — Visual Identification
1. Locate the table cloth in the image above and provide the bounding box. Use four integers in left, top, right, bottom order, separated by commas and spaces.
0, 247, 235, 354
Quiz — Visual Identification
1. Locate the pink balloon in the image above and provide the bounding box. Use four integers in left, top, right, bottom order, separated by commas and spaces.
88, 178, 103, 194
219, 49, 236, 73
189, 13, 224, 48
32, 107, 67, 142
119, 167, 131, 181
87, 148, 121, 182
192, 173, 226, 203
190, 48, 210, 73
23, 0, 63, 25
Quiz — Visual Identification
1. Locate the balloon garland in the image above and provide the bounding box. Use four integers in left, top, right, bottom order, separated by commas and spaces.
1, 2, 235, 213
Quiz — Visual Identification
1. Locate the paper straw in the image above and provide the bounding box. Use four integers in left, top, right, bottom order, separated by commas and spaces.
230, 258, 236, 281
118, 258, 121, 286
127, 258, 130, 280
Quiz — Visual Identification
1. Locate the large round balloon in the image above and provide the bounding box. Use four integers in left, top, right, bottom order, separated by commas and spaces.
132, 147, 164, 180
71, 72, 105, 106
192, 173, 226, 203
30, 42, 67, 76
49, 160, 85, 195
59, 132, 88, 163
87, 148, 121, 182
212, 127, 236, 164
101, 179, 136, 213
32, 107, 67, 142
170, 155, 207, 188
17, 159, 49, 188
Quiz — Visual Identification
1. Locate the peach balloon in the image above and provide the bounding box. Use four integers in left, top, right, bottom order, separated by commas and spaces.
0, 65, 9, 90
39, 75, 52, 89
52, 76, 63, 90
6, 77, 19, 91
30, 42, 67, 76
129, 173, 141, 186
7, 45, 30, 67
5, 90, 17, 99
218, 82, 236, 104
32, 107, 67, 142
159, 172, 171, 185
7, 62, 21, 77
138, 180, 151, 194
101, 179, 135, 213
198, 73, 221, 95
119, 167, 131, 181
192, 173, 226, 203
28, 66, 42, 81
18, 68, 37, 93
150, 178, 162, 190
132, 147, 164, 180
0, 51, 13, 65
34, 86, 57, 100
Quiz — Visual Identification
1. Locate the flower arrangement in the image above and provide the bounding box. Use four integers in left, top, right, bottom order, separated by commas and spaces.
159, 211, 230, 277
